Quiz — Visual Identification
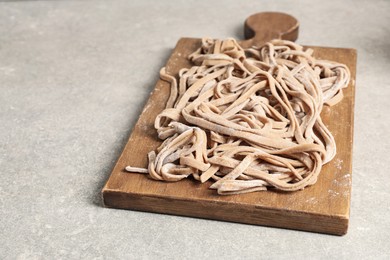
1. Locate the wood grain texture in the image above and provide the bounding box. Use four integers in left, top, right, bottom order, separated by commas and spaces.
242, 12, 299, 48
102, 13, 356, 235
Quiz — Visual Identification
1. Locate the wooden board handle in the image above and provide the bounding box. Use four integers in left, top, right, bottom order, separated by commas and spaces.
240, 12, 299, 48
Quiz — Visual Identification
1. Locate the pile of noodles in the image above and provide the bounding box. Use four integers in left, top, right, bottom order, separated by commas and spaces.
126, 38, 350, 195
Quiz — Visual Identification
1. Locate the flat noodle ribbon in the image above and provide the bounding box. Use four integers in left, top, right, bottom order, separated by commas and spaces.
126, 38, 350, 195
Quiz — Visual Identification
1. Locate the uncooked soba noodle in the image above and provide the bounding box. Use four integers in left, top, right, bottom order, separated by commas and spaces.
125, 38, 350, 195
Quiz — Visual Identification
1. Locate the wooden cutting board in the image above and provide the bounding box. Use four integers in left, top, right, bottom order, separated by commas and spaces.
102, 12, 356, 235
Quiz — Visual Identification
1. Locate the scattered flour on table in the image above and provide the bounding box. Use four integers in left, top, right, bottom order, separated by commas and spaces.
305, 197, 318, 205
334, 158, 343, 170
328, 189, 340, 197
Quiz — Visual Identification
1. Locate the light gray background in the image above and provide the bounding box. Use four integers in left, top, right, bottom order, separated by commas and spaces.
1, 0, 389, 259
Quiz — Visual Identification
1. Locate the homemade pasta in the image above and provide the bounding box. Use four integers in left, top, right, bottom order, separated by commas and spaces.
125, 38, 350, 195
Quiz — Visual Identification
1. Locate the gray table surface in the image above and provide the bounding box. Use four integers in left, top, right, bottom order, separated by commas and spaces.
1, 0, 390, 259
